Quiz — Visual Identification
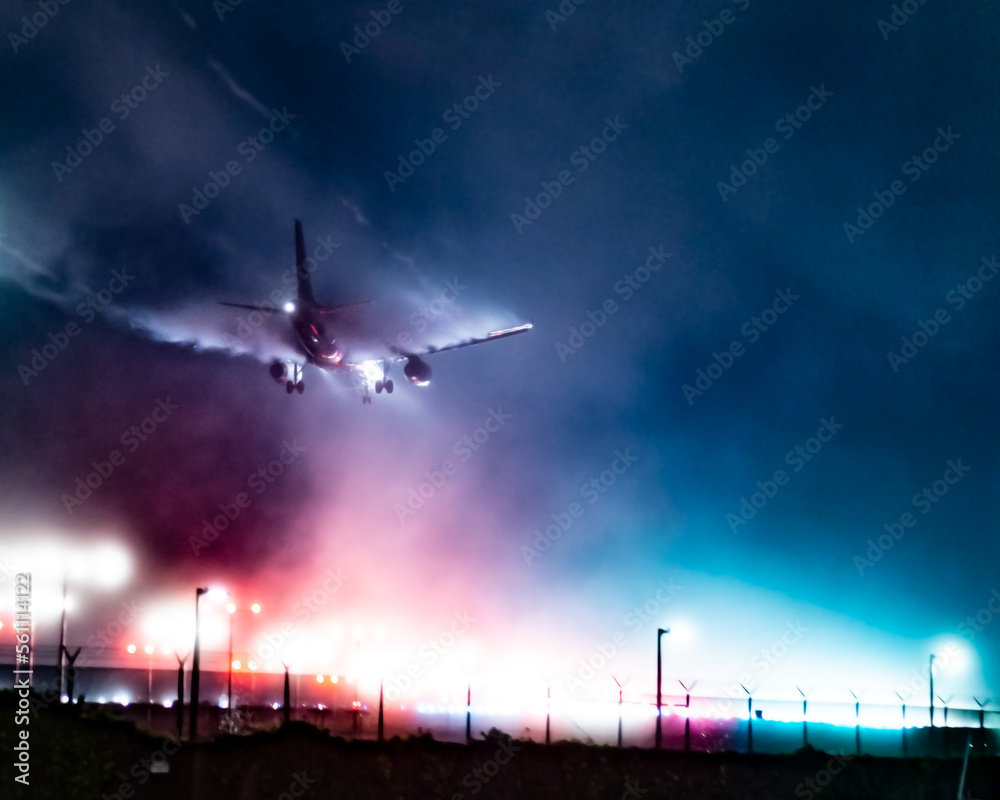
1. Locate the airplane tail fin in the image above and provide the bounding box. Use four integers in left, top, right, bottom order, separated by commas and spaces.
294, 219, 316, 307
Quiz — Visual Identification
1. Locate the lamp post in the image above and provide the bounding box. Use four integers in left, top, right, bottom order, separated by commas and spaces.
613, 676, 626, 747
938, 694, 953, 757
190, 586, 226, 740
227, 602, 261, 711
849, 690, 861, 756
679, 680, 696, 752
378, 678, 384, 743
175, 652, 188, 740
465, 683, 472, 745
57, 577, 67, 701
127, 643, 156, 723
144, 644, 155, 723
928, 654, 936, 729
895, 691, 908, 758
973, 697, 989, 753
282, 663, 291, 727
741, 684, 753, 754
655, 627, 670, 749
797, 687, 808, 748
190, 588, 206, 740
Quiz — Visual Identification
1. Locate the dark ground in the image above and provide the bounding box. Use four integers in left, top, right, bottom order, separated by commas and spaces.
2, 690, 998, 799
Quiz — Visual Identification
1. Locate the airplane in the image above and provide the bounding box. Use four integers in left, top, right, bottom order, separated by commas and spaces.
220, 220, 532, 403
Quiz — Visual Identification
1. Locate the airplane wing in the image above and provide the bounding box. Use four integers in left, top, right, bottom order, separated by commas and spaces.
389, 323, 533, 358
219, 301, 284, 314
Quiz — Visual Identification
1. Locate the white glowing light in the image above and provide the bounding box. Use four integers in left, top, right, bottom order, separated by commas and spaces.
251, 603, 261, 614
127, 644, 137, 654
143, 644, 154, 655
284, 302, 295, 313
206, 587, 229, 601
92, 542, 131, 588
361, 361, 384, 383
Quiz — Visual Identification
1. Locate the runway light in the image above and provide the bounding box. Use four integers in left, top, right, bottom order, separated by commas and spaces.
251, 603, 261, 614
331, 676, 339, 684
143, 644, 154, 655
316, 674, 324, 683
206, 587, 228, 601
284, 302, 295, 313
232, 659, 242, 671
127, 644, 137, 654
227, 603, 236, 614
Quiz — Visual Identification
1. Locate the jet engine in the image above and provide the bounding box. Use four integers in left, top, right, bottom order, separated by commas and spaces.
269, 361, 287, 383
403, 356, 432, 386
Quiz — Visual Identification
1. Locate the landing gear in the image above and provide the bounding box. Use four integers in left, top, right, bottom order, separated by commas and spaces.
286, 364, 304, 395
362, 361, 391, 405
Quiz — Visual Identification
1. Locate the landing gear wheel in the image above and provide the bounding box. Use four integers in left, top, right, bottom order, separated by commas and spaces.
296, 381, 305, 394
385, 380, 394, 394
362, 395, 372, 405
286, 381, 294, 394
375, 380, 383, 394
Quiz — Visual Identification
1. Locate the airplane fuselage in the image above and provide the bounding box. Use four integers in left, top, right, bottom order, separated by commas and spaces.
293, 309, 345, 368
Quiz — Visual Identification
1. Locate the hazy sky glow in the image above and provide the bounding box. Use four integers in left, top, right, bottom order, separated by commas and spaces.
1, 0, 998, 724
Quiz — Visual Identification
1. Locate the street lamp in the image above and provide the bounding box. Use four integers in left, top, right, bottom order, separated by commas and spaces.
655, 627, 670, 749
227, 602, 262, 711
190, 586, 227, 740
613, 676, 630, 747
144, 644, 154, 723
928, 654, 936, 728
127, 643, 157, 723
679, 680, 696, 752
